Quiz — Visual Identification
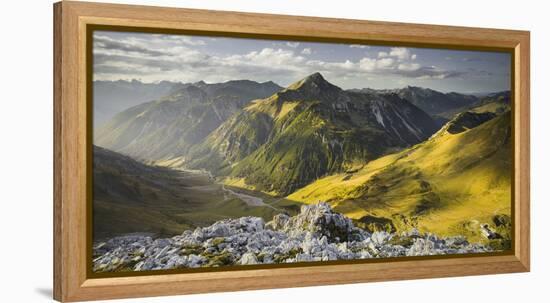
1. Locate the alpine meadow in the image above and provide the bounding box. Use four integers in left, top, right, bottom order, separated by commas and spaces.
91, 30, 512, 273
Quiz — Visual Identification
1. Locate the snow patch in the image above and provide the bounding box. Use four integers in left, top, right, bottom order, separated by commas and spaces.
372, 104, 385, 127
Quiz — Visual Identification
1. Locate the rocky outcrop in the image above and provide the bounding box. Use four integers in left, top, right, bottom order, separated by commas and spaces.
267, 203, 365, 242
93, 203, 492, 272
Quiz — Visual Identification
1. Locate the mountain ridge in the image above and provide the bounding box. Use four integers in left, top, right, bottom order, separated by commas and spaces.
94, 79, 283, 161
351, 86, 480, 120
186, 73, 439, 195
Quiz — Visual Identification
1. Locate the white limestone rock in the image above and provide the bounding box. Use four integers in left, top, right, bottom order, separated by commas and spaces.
239, 252, 259, 265
92, 202, 495, 273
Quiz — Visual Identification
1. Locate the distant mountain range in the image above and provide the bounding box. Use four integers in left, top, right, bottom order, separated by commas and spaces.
354, 86, 478, 113
94, 79, 282, 161
355, 87, 512, 128
93, 79, 282, 127
94, 80, 179, 126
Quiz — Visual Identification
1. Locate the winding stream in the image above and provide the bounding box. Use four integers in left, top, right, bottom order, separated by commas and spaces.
221, 184, 279, 210
176, 168, 278, 210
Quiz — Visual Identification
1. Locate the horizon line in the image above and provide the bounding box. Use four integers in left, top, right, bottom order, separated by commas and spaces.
92, 75, 510, 95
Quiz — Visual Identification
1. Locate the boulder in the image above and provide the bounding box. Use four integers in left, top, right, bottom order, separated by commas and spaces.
273, 202, 368, 242
239, 252, 259, 265
266, 213, 289, 230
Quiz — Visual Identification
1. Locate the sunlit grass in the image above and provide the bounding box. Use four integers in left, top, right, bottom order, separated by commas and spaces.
288, 113, 512, 242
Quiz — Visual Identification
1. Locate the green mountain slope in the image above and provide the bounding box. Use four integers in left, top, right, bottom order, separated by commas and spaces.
288, 110, 512, 244
187, 73, 439, 196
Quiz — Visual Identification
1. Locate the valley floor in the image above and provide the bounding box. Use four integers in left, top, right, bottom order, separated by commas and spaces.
93, 167, 300, 241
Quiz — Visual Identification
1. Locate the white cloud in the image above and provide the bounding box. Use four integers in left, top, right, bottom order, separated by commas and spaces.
324, 60, 356, 70
286, 42, 300, 48
398, 63, 421, 71
389, 47, 411, 61
163, 35, 206, 46
378, 47, 416, 61
376, 58, 395, 69
358, 57, 397, 71
359, 58, 376, 71
240, 48, 306, 66
378, 47, 416, 62
417, 74, 446, 80
93, 32, 464, 86
350, 44, 369, 49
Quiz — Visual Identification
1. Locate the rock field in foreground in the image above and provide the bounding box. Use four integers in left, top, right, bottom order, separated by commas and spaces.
93, 203, 493, 272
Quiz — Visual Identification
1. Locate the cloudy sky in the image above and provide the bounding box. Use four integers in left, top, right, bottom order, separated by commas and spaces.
93, 31, 511, 93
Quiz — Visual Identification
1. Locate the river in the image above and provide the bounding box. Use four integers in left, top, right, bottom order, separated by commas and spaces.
176, 168, 279, 210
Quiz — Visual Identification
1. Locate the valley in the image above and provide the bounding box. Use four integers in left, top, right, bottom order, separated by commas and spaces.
93, 146, 295, 240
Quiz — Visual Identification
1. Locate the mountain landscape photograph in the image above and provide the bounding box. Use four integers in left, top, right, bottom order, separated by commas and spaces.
91, 30, 512, 273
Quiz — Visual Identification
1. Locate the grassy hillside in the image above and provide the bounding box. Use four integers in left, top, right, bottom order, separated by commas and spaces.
288, 111, 512, 245
93, 146, 287, 240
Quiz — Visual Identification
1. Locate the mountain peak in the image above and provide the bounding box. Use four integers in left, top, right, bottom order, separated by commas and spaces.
262, 80, 281, 88
405, 85, 430, 92
304, 72, 325, 82
299, 72, 334, 87
286, 72, 341, 94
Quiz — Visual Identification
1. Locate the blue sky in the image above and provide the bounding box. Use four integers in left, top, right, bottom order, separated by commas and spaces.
93, 31, 511, 93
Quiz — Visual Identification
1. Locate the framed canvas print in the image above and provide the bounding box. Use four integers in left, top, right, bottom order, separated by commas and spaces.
53, 1, 530, 302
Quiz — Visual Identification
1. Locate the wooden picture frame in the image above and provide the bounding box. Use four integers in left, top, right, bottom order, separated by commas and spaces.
53, 1, 530, 301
